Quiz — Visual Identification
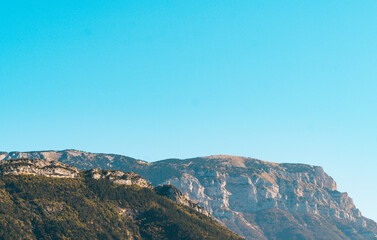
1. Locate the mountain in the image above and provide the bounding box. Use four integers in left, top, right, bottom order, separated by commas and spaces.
0, 158, 241, 240
2, 150, 377, 239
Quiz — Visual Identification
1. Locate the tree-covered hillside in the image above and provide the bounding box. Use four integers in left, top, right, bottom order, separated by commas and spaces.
0, 174, 242, 240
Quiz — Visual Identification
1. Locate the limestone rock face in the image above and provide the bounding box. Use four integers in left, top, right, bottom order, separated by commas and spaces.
0, 158, 79, 178
155, 185, 210, 217
158, 156, 377, 239
0, 152, 8, 160
84, 168, 152, 188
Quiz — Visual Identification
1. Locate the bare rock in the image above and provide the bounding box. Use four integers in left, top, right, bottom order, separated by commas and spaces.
155, 184, 210, 217
84, 168, 152, 188
0, 158, 79, 178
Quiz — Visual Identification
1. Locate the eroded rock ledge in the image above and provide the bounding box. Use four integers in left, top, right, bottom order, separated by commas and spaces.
0, 158, 79, 178
83, 168, 152, 188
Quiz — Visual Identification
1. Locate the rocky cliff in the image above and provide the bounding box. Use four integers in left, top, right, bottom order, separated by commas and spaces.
155, 185, 210, 217
0, 158, 79, 178
0, 152, 7, 161
156, 155, 377, 239
83, 168, 152, 188
2, 150, 377, 239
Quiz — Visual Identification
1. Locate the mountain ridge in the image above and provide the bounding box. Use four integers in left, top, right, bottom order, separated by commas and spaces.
2, 149, 376, 239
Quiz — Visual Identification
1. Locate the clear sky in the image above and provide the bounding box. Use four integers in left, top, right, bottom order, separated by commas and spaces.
1, 0, 377, 220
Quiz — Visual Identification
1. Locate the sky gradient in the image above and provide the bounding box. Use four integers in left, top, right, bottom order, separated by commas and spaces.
1, 1, 377, 220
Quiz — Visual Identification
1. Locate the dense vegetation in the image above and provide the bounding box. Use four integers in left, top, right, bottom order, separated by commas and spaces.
0, 174, 242, 240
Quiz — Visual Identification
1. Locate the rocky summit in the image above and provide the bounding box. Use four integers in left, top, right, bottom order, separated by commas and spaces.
2, 150, 377, 239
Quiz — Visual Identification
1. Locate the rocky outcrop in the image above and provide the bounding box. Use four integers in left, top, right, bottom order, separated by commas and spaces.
0, 152, 8, 160
0, 158, 79, 178
3, 150, 377, 240
83, 168, 152, 188
0, 158, 152, 189
155, 185, 210, 217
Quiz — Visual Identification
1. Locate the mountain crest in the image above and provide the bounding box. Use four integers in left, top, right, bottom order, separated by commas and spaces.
2, 150, 376, 239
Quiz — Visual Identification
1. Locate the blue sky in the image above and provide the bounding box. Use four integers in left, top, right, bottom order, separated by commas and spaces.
1, 1, 377, 220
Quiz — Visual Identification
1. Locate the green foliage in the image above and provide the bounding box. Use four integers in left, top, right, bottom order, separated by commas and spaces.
0, 175, 241, 240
